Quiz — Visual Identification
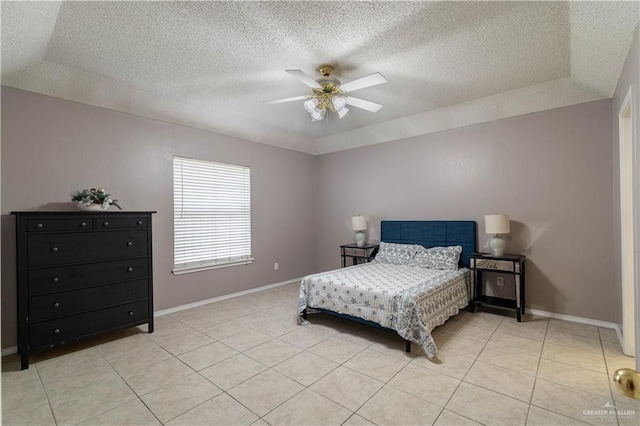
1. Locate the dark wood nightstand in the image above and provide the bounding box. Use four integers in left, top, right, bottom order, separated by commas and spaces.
469, 252, 526, 322
340, 243, 379, 267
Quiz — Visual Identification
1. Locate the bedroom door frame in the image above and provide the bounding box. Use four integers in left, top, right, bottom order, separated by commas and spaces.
618, 85, 638, 365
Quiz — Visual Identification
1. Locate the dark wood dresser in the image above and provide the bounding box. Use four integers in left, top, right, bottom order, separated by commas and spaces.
11, 211, 155, 369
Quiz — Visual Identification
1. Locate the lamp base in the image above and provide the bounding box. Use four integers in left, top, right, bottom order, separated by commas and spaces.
355, 231, 366, 247
489, 235, 506, 256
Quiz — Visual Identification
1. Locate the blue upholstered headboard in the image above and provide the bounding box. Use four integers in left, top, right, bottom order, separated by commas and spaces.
380, 221, 477, 268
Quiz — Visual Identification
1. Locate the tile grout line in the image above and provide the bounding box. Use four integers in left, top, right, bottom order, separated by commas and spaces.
254, 328, 365, 423
532, 320, 625, 425
599, 329, 622, 426
441, 316, 498, 404
525, 314, 551, 425
443, 315, 533, 424
32, 362, 58, 426
255, 318, 409, 423
94, 339, 166, 426
185, 314, 351, 425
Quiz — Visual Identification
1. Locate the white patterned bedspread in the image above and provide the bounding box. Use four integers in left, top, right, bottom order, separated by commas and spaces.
297, 263, 471, 358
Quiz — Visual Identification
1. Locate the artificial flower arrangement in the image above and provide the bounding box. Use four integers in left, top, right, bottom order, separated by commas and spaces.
71, 188, 122, 210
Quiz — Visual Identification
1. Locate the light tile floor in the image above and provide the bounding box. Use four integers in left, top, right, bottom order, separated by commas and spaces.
2, 283, 639, 425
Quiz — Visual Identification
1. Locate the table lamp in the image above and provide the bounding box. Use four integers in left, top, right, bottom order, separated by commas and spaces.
485, 214, 510, 256
351, 215, 367, 247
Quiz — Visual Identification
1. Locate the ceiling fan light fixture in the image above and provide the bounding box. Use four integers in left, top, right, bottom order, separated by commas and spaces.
266, 65, 387, 122
304, 98, 319, 113
310, 108, 325, 121
332, 95, 347, 111
337, 107, 349, 119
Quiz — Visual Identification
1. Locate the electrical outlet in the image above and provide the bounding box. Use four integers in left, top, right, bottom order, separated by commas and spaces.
496, 276, 504, 287
274, 262, 279, 271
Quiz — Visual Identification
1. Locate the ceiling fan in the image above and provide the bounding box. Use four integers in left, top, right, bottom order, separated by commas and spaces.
265, 65, 387, 121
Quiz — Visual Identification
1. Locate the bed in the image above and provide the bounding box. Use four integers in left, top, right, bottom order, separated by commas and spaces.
298, 220, 477, 358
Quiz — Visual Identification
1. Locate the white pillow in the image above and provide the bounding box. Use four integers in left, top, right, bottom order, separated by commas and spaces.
408, 245, 462, 270
372, 242, 420, 265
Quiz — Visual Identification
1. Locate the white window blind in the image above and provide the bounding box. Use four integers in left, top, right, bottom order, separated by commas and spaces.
173, 156, 252, 274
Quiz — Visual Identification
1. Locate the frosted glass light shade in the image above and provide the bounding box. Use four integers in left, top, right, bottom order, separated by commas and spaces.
310, 108, 325, 121
304, 98, 319, 113
332, 96, 347, 111
351, 215, 367, 231
485, 214, 510, 234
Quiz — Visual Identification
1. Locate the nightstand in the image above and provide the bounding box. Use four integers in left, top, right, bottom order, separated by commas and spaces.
469, 252, 526, 322
340, 244, 379, 267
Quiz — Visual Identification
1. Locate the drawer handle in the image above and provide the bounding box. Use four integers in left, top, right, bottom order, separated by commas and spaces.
53, 328, 60, 334
51, 247, 59, 252
52, 302, 60, 308
36, 223, 43, 229
128, 311, 134, 316
127, 241, 133, 247
103, 221, 109, 226
137, 220, 143, 226
52, 277, 59, 283
80, 222, 87, 227
127, 267, 134, 272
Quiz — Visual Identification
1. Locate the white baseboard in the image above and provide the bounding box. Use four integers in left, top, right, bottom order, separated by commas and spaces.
2, 346, 17, 356
528, 308, 617, 329
1, 277, 302, 357
154, 277, 302, 317
614, 323, 624, 347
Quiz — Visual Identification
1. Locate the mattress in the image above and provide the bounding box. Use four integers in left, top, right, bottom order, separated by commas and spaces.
298, 262, 471, 358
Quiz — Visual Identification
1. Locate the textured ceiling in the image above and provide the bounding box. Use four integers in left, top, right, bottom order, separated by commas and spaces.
2, 1, 639, 155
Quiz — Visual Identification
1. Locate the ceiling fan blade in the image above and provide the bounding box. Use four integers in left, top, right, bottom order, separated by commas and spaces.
345, 96, 383, 112
286, 70, 322, 89
340, 72, 387, 93
264, 95, 308, 104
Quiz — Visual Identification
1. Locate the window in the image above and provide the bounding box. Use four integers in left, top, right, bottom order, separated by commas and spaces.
173, 156, 252, 274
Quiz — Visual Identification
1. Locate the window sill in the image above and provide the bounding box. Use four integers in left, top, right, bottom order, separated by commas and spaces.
172, 258, 254, 275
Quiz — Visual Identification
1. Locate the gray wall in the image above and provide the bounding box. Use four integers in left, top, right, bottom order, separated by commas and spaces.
0, 84, 623, 350
612, 25, 639, 335
315, 99, 615, 322
1, 87, 318, 349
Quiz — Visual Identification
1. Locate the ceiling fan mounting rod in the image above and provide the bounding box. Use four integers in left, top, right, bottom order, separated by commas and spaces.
318, 65, 334, 76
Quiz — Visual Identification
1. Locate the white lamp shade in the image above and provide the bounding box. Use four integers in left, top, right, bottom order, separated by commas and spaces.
351, 215, 368, 231
485, 214, 510, 234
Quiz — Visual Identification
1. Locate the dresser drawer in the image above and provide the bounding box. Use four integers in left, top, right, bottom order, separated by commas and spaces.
29, 280, 149, 321
27, 218, 94, 232
29, 300, 149, 349
27, 230, 148, 267
96, 216, 148, 230
27, 258, 148, 295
